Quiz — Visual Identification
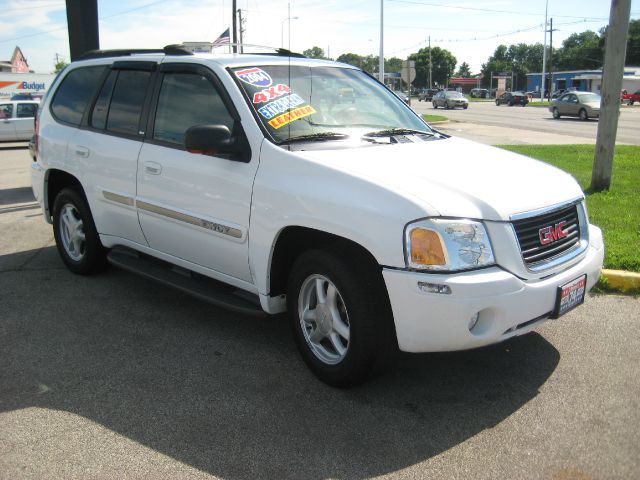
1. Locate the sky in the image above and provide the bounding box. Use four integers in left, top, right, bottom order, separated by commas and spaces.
1, 0, 639, 75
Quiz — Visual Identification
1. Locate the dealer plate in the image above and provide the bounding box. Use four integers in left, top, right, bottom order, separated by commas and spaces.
552, 274, 587, 318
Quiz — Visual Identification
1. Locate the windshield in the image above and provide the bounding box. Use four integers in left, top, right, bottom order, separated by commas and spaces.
231, 65, 431, 143
445, 91, 463, 98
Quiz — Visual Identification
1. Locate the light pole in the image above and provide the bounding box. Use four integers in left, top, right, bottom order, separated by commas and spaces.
281, 16, 299, 48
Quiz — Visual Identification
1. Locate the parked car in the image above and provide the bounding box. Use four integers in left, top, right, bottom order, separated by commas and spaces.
0, 100, 39, 141
432, 90, 468, 109
31, 45, 603, 387
621, 89, 640, 105
549, 91, 601, 120
495, 91, 529, 106
470, 88, 490, 99
418, 88, 439, 102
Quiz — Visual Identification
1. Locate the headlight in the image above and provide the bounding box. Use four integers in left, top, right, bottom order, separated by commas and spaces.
405, 219, 495, 271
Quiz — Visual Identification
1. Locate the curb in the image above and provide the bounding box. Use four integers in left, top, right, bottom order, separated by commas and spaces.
601, 269, 640, 292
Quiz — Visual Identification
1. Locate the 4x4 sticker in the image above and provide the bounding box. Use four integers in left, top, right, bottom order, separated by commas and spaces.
258, 94, 305, 119
268, 105, 316, 129
253, 84, 291, 104
235, 67, 272, 87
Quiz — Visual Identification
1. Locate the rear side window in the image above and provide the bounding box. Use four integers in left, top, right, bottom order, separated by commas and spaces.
153, 72, 233, 145
0, 103, 13, 119
17, 103, 37, 118
50, 66, 105, 126
106, 70, 151, 136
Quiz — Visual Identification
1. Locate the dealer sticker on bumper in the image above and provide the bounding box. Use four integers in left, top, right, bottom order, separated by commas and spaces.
552, 274, 587, 318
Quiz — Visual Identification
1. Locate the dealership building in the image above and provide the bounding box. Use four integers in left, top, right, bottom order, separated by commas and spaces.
526, 66, 640, 94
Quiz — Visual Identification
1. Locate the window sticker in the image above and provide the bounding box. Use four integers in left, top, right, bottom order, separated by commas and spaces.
234, 67, 272, 87
268, 105, 316, 129
257, 94, 305, 119
252, 84, 291, 104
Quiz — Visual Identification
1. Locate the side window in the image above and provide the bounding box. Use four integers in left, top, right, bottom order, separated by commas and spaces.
153, 72, 233, 146
17, 103, 37, 118
106, 70, 152, 136
0, 103, 13, 119
90, 70, 117, 130
50, 66, 106, 126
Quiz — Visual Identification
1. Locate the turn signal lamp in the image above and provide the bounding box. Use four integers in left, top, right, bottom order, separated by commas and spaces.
410, 229, 446, 265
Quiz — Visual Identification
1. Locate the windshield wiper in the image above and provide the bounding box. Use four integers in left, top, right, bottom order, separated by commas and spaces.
363, 128, 435, 138
279, 132, 349, 145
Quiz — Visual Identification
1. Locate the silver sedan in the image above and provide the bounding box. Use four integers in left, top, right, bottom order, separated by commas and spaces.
549, 92, 601, 120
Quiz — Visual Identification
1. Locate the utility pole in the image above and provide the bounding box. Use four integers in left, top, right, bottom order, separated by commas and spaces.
548, 18, 556, 100
237, 9, 245, 53
379, 0, 384, 83
591, 0, 631, 192
540, 0, 548, 101
232, 0, 237, 53
428, 36, 432, 89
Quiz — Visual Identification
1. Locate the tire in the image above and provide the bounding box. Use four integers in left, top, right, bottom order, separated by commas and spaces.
463, 105, 468, 109
432, 102, 437, 109
52, 187, 107, 275
287, 249, 394, 387
579, 109, 588, 121
508, 101, 514, 107
552, 107, 560, 119
495, 100, 499, 106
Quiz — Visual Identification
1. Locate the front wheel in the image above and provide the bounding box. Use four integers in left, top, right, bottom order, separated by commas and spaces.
52, 188, 107, 274
287, 249, 394, 387
495, 100, 499, 106
579, 109, 588, 121
432, 102, 437, 109
552, 107, 560, 119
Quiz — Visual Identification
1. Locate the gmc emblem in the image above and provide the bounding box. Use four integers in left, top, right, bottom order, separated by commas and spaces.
539, 221, 569, 245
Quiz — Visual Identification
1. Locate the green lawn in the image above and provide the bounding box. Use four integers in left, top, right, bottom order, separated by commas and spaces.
499, 144, 640, 272
422, 114, 448, 123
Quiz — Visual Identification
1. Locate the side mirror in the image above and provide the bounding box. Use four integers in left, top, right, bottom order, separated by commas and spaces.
185, 124, 236, 156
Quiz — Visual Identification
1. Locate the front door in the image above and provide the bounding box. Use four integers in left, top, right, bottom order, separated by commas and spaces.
0, 103, 16, 140
136, 64, 259, 283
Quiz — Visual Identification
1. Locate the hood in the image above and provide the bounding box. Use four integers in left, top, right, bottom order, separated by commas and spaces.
295, 136, 584, 221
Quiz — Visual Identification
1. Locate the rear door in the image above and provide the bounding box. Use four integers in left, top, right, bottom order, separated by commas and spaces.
0, 102, 16, 140
76, 61, 155, 245
136, 63, 258, 282
14, 102, 38, 140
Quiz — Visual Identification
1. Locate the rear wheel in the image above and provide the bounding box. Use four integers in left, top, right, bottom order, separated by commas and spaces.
552, 107, 561, 119
579, 108, 588, 121
52, 188, 107, 274
287, 249, 394, 387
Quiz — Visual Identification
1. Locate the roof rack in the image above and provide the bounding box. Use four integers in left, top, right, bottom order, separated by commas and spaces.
80, 44, 192, 60
210, 43, 306, 58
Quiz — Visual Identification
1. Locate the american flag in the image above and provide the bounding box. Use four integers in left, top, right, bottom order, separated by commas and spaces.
212, 28, 230, 46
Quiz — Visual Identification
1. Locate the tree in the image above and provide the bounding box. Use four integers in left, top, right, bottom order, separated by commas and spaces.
53, 59, 67, 74
625, 19, 640, 66
554, 31, 603, 70
303, 46, 328, 59
480, 43, 543, 90
455, 62, 471, 77
409, 46, 456, 88
385, 57, 403, 73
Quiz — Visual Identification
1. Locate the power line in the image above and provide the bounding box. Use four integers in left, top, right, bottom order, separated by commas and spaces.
387, 0, 611, 20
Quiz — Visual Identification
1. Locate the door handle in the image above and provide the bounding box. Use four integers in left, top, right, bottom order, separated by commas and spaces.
143, 161, 162, 175
75, 146, 90, 158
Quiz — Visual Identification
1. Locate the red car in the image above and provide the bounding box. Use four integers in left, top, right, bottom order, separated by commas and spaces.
621, 90, 640, 105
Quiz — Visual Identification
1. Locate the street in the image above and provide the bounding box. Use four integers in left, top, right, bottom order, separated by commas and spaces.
412, 100, 640, 146
1, 138, 639, 479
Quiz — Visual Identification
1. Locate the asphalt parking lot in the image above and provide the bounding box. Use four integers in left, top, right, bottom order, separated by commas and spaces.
1, 145, 639, 480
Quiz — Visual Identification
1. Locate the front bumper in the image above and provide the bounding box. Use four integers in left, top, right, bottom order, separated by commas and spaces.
383, 225, 604, 352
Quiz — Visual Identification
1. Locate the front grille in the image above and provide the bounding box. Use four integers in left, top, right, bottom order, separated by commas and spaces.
512, 204, 581, 267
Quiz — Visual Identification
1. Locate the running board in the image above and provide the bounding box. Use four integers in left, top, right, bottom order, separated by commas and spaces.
107, 248, 265, 316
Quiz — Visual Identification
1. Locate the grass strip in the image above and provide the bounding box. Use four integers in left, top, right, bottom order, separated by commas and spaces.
422, 114, 449, 123
498, 144, 640, 273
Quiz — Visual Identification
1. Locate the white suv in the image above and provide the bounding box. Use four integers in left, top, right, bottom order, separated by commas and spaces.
31, 46, 604, 386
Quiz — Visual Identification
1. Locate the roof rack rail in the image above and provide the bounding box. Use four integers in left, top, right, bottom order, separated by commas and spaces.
80, 44, 193, 60
211, 43, 306, 58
